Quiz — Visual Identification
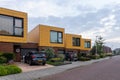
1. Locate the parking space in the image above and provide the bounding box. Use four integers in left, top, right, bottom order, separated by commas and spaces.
15, 62, 54, 72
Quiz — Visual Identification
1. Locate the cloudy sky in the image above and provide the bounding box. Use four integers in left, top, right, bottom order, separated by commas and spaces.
0, 0, 120, 49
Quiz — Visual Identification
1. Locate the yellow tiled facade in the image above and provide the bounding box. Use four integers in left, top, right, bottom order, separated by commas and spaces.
0, 7, 27, 43
81, 38, 91, 51
28, 24, 65, 48
65, 34, 82, 49
28, 24, 91, 51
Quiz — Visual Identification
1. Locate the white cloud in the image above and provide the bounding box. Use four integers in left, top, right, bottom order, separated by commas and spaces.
100, 15, 116, 26
98, 14, 116, 33
1, 0, 120, 49
0, 0, 82, 18
0, 0, 96, 18
78, 0, 120, 9
105, 37, 120, 43
80, 15, 118, 45
114, 27, 120, 30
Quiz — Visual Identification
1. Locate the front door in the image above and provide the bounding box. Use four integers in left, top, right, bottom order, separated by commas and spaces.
14, 45, 21, 62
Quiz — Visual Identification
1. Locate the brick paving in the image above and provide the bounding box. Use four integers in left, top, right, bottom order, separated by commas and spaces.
16, 62, 54, 72
0, 57, 110, 80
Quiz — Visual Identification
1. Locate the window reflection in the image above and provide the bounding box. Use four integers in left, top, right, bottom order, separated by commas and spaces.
73, 37, 80, 46
85, 41, 91, 48
50, 31, 63, 43
15, 18, 22, 27
0, 15, 23, 37
0, 15, 13, 35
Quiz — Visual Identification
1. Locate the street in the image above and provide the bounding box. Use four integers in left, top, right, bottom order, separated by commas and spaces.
39, 56, 120, 80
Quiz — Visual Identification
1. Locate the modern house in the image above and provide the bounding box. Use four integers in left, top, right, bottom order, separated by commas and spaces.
103, 46, 112, 54
65, 34, 82, 53
0, 8, 91, 62
28, 25, 91, 54
0, 7, 27, 61
28, 24, 65, 54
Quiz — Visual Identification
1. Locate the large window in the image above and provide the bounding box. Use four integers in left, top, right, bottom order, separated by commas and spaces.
85, 41, 91, 48
0, 14, 23, 37
50, 31, 63, 43
73, 37, 80, 46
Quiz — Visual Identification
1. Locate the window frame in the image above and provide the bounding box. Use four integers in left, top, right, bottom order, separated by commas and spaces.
72, 37, 80, 46
84, 41, 91, 48
50, 30, 63, 44
0, 14, 24, 37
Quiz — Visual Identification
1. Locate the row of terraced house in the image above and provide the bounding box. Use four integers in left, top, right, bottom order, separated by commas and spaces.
0, 7, 91, 61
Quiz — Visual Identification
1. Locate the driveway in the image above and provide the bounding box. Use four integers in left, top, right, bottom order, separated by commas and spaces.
15, 62, 54, 72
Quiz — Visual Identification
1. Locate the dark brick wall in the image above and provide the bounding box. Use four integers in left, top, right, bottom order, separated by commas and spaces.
39, 46, 65, 54
21, 43, 38, 48
65, 49, 80, 53
0, 42, 38, 62
0, 42, 13, 53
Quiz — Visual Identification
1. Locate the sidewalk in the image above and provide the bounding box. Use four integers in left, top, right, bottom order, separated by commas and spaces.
0, 57, 109, 80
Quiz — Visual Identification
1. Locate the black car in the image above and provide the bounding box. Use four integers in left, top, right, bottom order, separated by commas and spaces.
24, 51, 46, 65
65, 52, 78, 61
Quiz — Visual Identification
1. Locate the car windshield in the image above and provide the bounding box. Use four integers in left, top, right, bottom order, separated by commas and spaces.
32, 52, 45, 57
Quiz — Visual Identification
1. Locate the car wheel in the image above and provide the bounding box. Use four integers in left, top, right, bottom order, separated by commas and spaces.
29, 60, 32, 65
26, 60, 29, 64
24, 60, 27, 63
42, 62, 46, 65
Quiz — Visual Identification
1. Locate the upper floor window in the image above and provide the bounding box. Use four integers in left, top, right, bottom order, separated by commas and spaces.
85, 41, 91, 48
50, 31, 63, 43
0, 14, 23, 37
73, 37, 80, 46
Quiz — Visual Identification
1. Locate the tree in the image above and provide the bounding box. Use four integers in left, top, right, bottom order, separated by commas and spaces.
45, 47, 55, 60
91, 36, 105, 55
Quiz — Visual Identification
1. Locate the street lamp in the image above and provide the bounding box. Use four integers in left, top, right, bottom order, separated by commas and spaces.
96, 36, 98, 55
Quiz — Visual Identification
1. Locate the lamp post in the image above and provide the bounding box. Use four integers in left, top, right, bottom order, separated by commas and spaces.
96, 36, 98, 55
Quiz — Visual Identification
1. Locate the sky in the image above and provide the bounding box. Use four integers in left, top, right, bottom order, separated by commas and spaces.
0, 0, 120, 49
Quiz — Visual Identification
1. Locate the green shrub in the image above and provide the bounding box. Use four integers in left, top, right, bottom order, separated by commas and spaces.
55, 54, 65, 61
100, 54, 106, 58
45, 48, 55, 60
6, 65, 22, 74
106, 53, 113, 56
0, 66, 8, 76
90, 55, 100, 59
2, 53, 15, 62
50, 58, 62, 62
47, 61, 64, 66
0, 65, 22, 76
78, 56, 91, 61
0, 56, 7, 64
0, 52, 3, 56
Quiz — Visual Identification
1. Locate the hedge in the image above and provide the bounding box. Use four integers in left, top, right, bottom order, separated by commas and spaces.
0, 65, 22, 76
78, 56, 91, 61
50, 58, 63, 62
47, 61, 63, 66
0, 56, 7, 64
2, 53, 15, 62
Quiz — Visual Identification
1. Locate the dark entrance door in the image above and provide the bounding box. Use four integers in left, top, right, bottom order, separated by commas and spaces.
14, 45, 21, 62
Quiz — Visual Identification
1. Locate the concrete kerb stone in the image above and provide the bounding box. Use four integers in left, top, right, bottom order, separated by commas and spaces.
0, 57, 110, 80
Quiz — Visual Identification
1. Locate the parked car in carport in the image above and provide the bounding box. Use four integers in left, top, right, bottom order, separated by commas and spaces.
65, 52, 78, 61
24, 51, 46, 65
